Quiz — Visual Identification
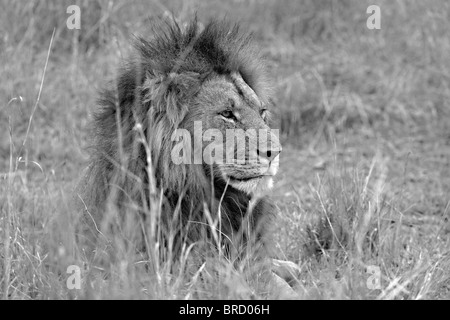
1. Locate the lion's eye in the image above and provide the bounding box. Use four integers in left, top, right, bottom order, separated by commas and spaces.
220, 110, 235, 120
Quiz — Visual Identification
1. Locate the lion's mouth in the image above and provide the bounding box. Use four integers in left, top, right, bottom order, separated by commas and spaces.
226, 167, 277, 183
226, 174, 274, 195
228, 175, 263, 182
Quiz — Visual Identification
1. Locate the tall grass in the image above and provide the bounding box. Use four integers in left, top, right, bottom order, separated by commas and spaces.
1, 0, 449, 299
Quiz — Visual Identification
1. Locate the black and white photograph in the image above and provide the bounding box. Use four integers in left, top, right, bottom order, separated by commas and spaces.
0, 0, 449, 303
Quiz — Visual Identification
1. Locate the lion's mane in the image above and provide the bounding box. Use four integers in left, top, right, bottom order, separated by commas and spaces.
80, 18, 276, 258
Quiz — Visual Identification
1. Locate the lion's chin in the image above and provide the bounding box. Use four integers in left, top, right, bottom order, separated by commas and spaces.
228, 175, 274, 196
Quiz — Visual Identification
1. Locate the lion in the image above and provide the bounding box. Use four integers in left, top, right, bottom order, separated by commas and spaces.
78, 18, 300, 296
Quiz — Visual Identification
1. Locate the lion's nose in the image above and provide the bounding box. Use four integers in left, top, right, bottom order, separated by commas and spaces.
257, 146, 281, 162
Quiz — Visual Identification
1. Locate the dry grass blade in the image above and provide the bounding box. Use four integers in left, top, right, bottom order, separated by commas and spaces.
20, 28, 55, 154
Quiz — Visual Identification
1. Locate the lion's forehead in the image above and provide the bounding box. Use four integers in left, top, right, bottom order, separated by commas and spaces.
199, 75, 265, 112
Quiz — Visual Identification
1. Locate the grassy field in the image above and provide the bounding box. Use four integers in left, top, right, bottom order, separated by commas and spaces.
1, 0, 449, 299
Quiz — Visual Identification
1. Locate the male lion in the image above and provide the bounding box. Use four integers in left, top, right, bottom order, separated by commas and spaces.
79, 18, 299, 295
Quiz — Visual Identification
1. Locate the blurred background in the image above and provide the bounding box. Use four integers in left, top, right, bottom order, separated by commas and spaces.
1, 0, 449, 299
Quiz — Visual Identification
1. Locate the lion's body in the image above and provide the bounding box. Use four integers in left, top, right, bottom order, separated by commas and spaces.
79, 18, 282, 262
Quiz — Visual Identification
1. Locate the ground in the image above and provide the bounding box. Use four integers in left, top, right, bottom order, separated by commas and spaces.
1, 0, 449, 299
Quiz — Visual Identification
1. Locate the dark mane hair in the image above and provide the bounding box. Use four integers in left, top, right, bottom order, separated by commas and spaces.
136, 18, 269, 100
79, 18, 275, 259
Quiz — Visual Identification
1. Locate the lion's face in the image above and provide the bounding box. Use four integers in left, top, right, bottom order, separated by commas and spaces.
183, 72, 281, 195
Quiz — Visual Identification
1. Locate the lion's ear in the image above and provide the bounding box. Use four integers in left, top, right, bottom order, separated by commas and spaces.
143, 71, 200, 126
